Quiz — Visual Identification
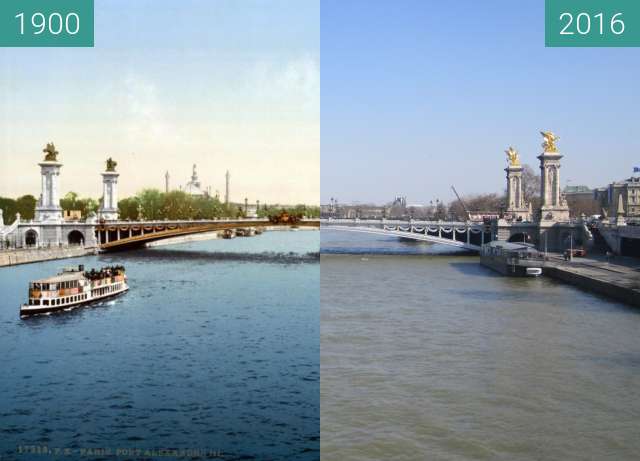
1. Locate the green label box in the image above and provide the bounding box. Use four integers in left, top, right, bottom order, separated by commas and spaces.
546, 0, 640, 47
0, 0, 94, 47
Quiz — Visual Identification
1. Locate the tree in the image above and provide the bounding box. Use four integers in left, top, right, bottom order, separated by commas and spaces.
0, 197, 17, 224
60, 192, 99, 218
79, 198, 100, 217
566, 195, 599, 218
118, 197, 141, 220
522, 164, 541, 210
60, 191, 79, 212
15, 195, 36, 220
434, 201, 447, 220
193, 196, 224, 219
448, 193, 504, 220
162, 191, 194, 220
138, 189, 164, 220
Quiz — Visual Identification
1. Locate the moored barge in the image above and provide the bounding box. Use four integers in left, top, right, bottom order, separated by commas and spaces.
480, 241, 545, 277
20, 265, 129, 317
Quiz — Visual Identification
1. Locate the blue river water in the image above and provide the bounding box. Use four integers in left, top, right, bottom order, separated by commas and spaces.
0, 230, 319, 461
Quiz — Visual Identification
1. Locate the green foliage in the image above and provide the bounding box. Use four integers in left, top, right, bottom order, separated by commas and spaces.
118, 197, 140, 220
0, 195, 36, 223
257, 204, 320, 218
0, 197, 17, 224
137, 189, 164, 220
60, 191, 98, 218
163, 191, 195, 220
116, 189, 267, 221
1, 190, 319, 224
15, 195, 37, 220
192, 195, 224, 219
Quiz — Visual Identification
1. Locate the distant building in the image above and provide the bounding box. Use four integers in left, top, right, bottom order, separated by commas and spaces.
63, 210, 82, 221
563, 185, 593, 201
183, 164, 208, 197
595, 176, 640, 218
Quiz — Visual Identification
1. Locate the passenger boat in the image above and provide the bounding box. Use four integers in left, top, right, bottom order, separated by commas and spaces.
480, 241, 545, 277
20, 265, 129, 317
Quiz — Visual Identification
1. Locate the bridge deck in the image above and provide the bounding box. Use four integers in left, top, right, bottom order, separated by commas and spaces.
97, 219, 319, 250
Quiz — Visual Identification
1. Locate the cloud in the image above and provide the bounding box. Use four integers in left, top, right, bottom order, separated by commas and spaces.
247, 55, 320, 109
109, 74, 178, 144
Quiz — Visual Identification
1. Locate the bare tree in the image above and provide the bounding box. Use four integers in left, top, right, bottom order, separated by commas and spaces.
566, 196, 599, 218
448, 193, 505, 220
522, 164, 541, 210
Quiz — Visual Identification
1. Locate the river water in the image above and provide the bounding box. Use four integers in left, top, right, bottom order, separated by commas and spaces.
321, 231, 640, 461
0, 230, 319, 460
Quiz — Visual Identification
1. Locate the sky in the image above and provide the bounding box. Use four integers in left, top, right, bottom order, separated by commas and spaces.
321, 0, 640, 205
0, 0, 319, 204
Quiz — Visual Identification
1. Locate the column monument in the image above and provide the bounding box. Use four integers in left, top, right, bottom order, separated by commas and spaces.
538, 131, 570, 222
34, 142, 64, 223
504, 147, 530, 221
98, 158, 120, 221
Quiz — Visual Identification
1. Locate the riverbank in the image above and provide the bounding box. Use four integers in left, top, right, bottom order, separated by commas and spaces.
0, 246, 97, 267
545, 257, 640, 307
145, 231, 220, 247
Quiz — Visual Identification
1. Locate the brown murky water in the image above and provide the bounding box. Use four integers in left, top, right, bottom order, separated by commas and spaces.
321, 234, 640, 461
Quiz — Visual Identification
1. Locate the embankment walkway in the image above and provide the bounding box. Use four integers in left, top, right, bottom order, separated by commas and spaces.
546, 255, 640, 307
0, 246, 96, 267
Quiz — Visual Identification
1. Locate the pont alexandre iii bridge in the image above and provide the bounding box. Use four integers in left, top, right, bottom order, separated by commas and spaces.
0, 143, 320, 254
320, 217, 591, 252
321, 133, 600, 253
96, 218, 319, 251
321, 219, 493, 251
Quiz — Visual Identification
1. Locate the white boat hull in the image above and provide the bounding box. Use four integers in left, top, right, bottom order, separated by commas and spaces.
20, 281, 129, 317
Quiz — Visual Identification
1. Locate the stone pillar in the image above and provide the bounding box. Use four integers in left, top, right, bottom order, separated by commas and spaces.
99, 170, 120, 221
538, 148, 570, 223
505, 164, 530, 221
615, 193, 627, 226
225, 170, 230, 205
34, 146, 63, 223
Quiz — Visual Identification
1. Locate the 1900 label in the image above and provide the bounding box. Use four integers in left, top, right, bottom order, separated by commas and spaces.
0, 0, 93, 47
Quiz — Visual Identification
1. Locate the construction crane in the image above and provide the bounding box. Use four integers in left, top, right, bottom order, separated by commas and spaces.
451, 186, 471, 221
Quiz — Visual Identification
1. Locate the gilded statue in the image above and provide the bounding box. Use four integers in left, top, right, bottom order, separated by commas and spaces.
540, 131, 559, 152
505, 146, 520, 166
106, 157, 117, 172
43, 142, 59, 161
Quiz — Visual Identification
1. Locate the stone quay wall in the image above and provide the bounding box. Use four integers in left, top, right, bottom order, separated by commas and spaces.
545, 265, 640, 307
0, 246, 96, 267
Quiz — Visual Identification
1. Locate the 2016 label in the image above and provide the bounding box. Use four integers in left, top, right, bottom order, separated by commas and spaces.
559, 12, 625, 36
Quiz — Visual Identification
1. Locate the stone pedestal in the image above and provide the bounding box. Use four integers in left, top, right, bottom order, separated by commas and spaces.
34, 161, 63, 223
98, 171, 119, 221
538, 151, 570, 222
505, 164, 530, 221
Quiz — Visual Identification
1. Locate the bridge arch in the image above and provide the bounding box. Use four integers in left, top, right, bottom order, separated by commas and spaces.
25, 229, 38, 247
508, 232, 532, 244
322, 224, 483, 251
67, 230, 85, 246
560, 230, 583, 248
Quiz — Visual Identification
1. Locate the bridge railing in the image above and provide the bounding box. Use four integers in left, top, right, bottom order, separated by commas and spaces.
321, 218, 481, 226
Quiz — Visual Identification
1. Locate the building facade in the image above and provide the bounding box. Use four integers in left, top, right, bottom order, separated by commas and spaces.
594, 176, 640, 220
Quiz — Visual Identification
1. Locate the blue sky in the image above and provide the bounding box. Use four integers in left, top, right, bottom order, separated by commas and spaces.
1, 0, 319, 203
321, 0, 640, 204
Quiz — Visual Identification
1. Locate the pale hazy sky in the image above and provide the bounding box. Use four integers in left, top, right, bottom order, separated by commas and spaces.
0, 0, 319, 204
